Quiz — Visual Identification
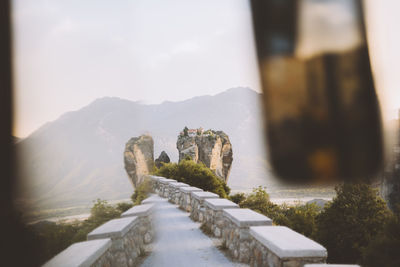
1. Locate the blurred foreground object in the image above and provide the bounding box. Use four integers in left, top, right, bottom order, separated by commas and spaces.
251, 0, 383, 183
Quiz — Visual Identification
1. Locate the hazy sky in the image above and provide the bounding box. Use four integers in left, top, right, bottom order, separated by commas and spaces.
12, 0, 400, 137
12, 0, 261, 137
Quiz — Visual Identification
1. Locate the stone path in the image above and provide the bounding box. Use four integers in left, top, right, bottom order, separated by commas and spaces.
140, 195, 247, 267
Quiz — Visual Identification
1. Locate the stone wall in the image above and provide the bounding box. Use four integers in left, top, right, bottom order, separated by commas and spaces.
148, 175, 330, 267
44, 175, 357, 267
43, 201, 155, 267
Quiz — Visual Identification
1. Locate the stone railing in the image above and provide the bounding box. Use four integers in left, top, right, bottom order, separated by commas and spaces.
43, 175, 360, 267
149, 175, 359, 267
43, 202, 154, 267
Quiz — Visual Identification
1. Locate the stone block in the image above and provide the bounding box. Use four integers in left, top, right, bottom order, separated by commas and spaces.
191, 191, 219, 200
249, 226, 327, 259
223, 208, 272, 227
204, 198, 239, 210
121, 203, 154, 217
43, 239, 111, 267
87, 217, 138, 240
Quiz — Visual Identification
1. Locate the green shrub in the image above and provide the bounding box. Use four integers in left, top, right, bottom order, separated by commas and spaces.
229, 192, 246, 205
315, 183, 391, 264
274, 203, 320, 238
362, 212, 400, 267
131, 178, 153, 205
154, 159, 230, 198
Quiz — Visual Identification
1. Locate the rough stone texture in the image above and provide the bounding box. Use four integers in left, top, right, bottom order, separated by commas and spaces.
178, 187, 203, 211
203, 199, 239, 237
176, 130, 233, 182
168, 182, 189, 204
87, 216, 152, 266
158, 179, 177, 198
43, 239, 112, 267
222, 209, 272, 263
190, 191, 220, 222
155, 151, 170, 168
249, 226, 327, 267
124, 135, 154, 187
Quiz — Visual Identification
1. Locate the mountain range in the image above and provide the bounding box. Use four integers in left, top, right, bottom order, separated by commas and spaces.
15, 87, 282, 212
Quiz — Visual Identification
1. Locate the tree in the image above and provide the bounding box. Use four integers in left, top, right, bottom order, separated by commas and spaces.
183, 126, 189, 137
154, 159, 230, 198
362, 211, 400, 267
315, 183, 391, 264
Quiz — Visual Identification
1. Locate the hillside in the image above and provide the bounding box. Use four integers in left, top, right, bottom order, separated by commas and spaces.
15, 87, 279, 211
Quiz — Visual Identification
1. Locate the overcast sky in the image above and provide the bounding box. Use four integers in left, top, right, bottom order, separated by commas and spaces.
11, 0, 400, 137
12, 0, 261, 137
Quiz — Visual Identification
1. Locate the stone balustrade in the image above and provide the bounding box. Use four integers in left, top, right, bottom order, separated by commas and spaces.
45, 176, 353, 266
158, 178, 177, 198
167, 182, 189, 204
249, 226, 327, 267
121, 203, 155, 244
222, 208, 272, 263
43, 201, 155, 267
178, 186, 203, 211
203, 198, 239, 237
86, 216, 148, 266
148, 175, 166, 195
190, 191, 219, 222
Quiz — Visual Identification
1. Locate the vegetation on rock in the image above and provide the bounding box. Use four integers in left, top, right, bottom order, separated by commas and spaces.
154, 158, 230, 198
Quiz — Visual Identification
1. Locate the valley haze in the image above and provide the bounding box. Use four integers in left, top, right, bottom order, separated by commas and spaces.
15, 87, 334, 220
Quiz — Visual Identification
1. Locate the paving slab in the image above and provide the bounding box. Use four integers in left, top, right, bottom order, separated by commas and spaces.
43, 239, 111, 267
204, 198, 239, 210
191, 191, 219, 200
249, 226, 327, 259
121, 203, 155, 217
223, 208, 272, 227
140, 198, 247, 267
87, 217, 138, 239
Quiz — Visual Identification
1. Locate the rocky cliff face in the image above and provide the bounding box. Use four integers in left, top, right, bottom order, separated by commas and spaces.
124, 135, 154, 187
155, 151, 170, 168
177, 131, 233, 182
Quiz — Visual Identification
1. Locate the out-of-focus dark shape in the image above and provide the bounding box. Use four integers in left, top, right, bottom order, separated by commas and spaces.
0, 0, 41, 265
251, 0, 383, 183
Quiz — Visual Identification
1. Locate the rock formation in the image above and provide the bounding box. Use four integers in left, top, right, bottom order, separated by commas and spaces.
155, 151, 170, 168
177, 129, 233, 182
124, 135, 154, 187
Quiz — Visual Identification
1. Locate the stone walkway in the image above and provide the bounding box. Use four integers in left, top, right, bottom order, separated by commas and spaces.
140, 195, 247, 267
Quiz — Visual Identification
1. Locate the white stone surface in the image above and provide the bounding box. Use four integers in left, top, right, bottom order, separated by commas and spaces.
223, 208, 272, 227
180, 186, 203, 193
159, 178, 176, 184
121, 203, 154, 217
204, 198, 239, 210
142, 195, 164, 204
140, 196, 246, 267
87, 217, 138, 239
191, 191, 219, 200
304, 265, 360, 267
249, 226, 327, 258
43, 239, 111, 267
149, 175, 166, 181
169, 182, 190, 188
